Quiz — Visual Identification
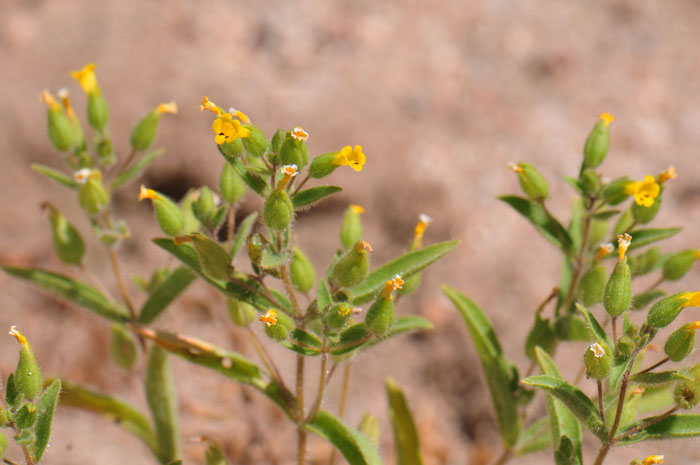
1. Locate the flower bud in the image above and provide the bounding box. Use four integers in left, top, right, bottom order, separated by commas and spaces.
76, 169, 110, 215
41, 90, 74, 152
525, 314, 556, 360
583, 112, 614, 169
309, 152, 339, 178
663, 249, 699, 281
15, 402, 37, 429
631, 194, 661, 224
247, 233, 266, 265
646, 293, 691, 328
271, 129, 285, 154
139, 185, 184, 237
218, 138, 245, 164
176, 233, 232, 281
9, 327, 42, 400
340, 204, 364, 250
674, 363, 700, 410
219, 162, 246, 204
260, 309, 293, 341
87, 92, 109, 131
323, 303, 353, 330
241, 125, 269, 157
130, 102, 177, 152
192, 187, 216, 226
580, 169, 601, 195
602, 177, 632, 206
365, 276, 404, 336
584, 342, 612, 379
290, 247, 315, 293
358, 412, 380, 447
263, 189, 294, 230
227, 298, 258, 327
109, 324, 137, 370
578, 263, 607, 306
278, 128, 309, 169
329, 241, 372, 288
604, 258, 632, 318
42, 202, 86, 266
508, 162, 549, 200
96, 136, 115, 166
664, 322, 700, 362
617, 335, 635, 355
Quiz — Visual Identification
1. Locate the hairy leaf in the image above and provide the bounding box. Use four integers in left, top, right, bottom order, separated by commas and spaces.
498, 195, 572, 252
386, 378, 423, 465
307, 410, 382, 465
110, 149, 165, 190
292, 185, 342, 209
31, 163, 78, 188
139, 267, 196, 324
32, 379, 61, 462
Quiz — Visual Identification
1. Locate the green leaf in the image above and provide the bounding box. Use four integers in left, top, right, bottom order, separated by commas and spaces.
307, 410, 382, 465
386, 378, 423, 465
230, 212, 258, 258
522, 375, 607, 441
515, 418, 551, 456
637, 386, 674, 416
630, 371, 693, 386
5, 373, 20, 408
292, 185, 342, 209
110, 149, 165, 190
498, 195, 572, 251
331, 323, 371, 355
57, 378, 156, 453
317, 279, 332, 311
2, 266, 130, 322
569, 197, 584, 254
553, 436, 580, 465
591, 209, 620, 220
631, 289, 666, 310
442, 286, 520, 447
575, 304, 612, 349
628, 228, 683, 250
32, 379, 61, 462
617, 414, 700, 444
139, 267, 196, 324
363, 316, 433, 351
231, 157, 267, 196
330, 316, 434, 355
260, 245, 291, 269
146, 346, 181, 465
282, 328, 323, 356
31, 163, 78, 188
349, 240, 459, 305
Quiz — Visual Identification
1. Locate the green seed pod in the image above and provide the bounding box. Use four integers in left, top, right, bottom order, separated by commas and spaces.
262, 310, 293, 341
509, 162, 549, 200
15, 402, 37, 429
219, 162, 246, 204
617, 335, 635, 355
309, 152, 339, 179
271, 129, 285, 155
604, 256, 632, 318
241, 125, 269, 157
665, 322, 700, 362
43, 93, 74, 151
77, 169, 110, 215
217, 137, 245, 165
184, 233, 232, 281
329, 241, 372, 288
646, 293, 691, 328
674, 364, 700, 410
553, 314, 590, 341
340, 204, 364, 250
663, 249, 699, 281
96, 136, 115, 166
139, 186, 184, 237
129, 103, 176, 152
580, 168, 601, 195
324, 303, 353, 330
9, 327, 42, 400
109, 324, 138, 370
358, 412, 380, 447
631, 195, 661, 224
583, 113, 613, 169
263, 189, 294, 231
43, 202, 86, 265
247, 233, 266, 265
0, 431, 7, 456
279, 128, 309, 169
290, 247, 315, 293
525, 315, 556, 360
226, 298, 258, 327
365, 298, 395, 336
602, 177, 632, 206
584, 342, 612, 379
87, 91, 109, 131
578, 263, 607, 306
193, 187, 216, 226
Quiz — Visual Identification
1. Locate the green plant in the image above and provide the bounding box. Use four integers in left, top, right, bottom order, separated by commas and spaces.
444, 112, 699, 465
2, 63, 457, 464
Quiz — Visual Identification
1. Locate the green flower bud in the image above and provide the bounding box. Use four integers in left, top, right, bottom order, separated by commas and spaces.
9, 327, 42, 400
178, 233, 232, 281
130, 103, 176, 152
271, 129, 285, 155
219, 162, 246, 204
583, 113, 613, 169
358, 412, 380, 447
604, 257, 632, 318
15, 402, 38, 429
241, 125, 269, 157
290, 247, 315, 293
96, 136, 115, 166
579, 263, 607, 306
193, 187, 216, 226
525, 314, 556, 360
217, 137, 245, 165
665, 322, 700, 362
261, 309, 293, 341
263, 189, 294, 231
624, 312, 638, 338
227, 298, 258, 327
631, 194, 661, 224
584, 342, 612, 379
41, 90, 74, 152
674, 364, 700, 410
139, 185, 184, 237
247, 233, 266, 266
340, 204, 364, 250
329, 241, 372, 288
509, 162, 549, 200
617, 335, 635, 355
109, 324, 137, 370
646, 292, 692, 328
76, 169, 110, 215
602, 177, 632, 206
279, 128, 309, 169
663, 249, 700, 281
87, 91, 109, 131
42, 202, 86, 265
309, 152, 339, 178
324, 303, 353, 330
580, 168, 601, 195
365, 276, 404, 336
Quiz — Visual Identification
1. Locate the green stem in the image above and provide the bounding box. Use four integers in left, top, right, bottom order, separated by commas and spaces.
329, 363, 352, 465
609, 348, 640, 441
107, 247, 136, 319
560, 202, 593, 313
597, 380, 605, 426
592, 442, 611, 465
635, 356, 670, 376
306, 340, 329, 422
614, 407, 678, 442
297, 353, 306, 465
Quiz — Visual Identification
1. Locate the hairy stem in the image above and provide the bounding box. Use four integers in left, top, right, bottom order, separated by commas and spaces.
247, 327, 284, 386
597, 380, 605, 425
306, 341, 329, 422
292, 173, 311, 196
609, 348, 640, 441
561, 202, 593, 313
635, 356, 670, 376
281, 265, 303, 318
107, 247, 136, 319
614, 407, 678, 442
226, 204, 236, 250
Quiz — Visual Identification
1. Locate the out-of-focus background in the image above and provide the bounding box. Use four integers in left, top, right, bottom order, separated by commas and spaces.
2, 0, 700, 463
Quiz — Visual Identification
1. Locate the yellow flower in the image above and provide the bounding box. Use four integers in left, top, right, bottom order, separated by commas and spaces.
381, 275, 405, 299
350, 204, 364, 214
617, 233, 632, 261
57, 88, 77, 121
335, 145, 366, 172
598, 112, 615, 127
156, 102, 178, 114
642, 455, 664, 465
413, 213, 433, 249
680, 291, 700, 308
291, 127, 309, 141
212, 113, 249, 145
657, 166, 677, 185
138, 185, 158, 201
9, 325, 27, 345
200, 96, 222, 115
625, 175, 661, 207
70, 63, 99, 94
39, 89, 61, 111
229, 107, 251, 124
589, 342, 605, 358
259, 309, 278, 327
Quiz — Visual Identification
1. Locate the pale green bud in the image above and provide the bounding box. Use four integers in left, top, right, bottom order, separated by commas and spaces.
43, 202, 86, 265
139, 185, 184, 237
583, 113, 613, 169
9, 327, 42, 401
509, 162, 549, 200
263, 189, 294, 231
584, 342, 612, 379
665, 322, 700, 362
340, 204, 364, 250
219, 162, 246, 204
242, 125, 269, 157
663, 249, 699, 281
87, 91, 109, 131
329, 241, 372, 288
290, 247, 315, 293
227, 298, 258, 327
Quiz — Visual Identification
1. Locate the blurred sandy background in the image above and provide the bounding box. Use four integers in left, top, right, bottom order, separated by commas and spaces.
2, 0, 700, 464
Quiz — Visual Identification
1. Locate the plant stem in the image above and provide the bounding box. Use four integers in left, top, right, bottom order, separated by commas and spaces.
329, 363, 352, 465
297, 353, 306, 465
635, 356, 670, 376
226, 203, 236, 249
611, 316, 618, 350
609, 348, 640, 441
281, 265, 302, 318
107, 247, 137, 319
247, 327, 284, 385
614, 407, 678, 442
3, 458, 21, 465
306, 341, 329, 422
292, 173, 310, 196
231, 275, 281, 309
597, 380, 605, 425
592, 442, 611, 465
560, 201, 593, 314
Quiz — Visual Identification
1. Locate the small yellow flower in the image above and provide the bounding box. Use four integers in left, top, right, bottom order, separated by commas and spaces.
508, 162, 523, 173
595, 242, 615, 262
631, 386, 645, 396
692, 322, 700, 330
212, 113, 249, 145
335, 145, 366, 172
228, 107, 251, 124
260, 309, 278, 327
291, 127, 309, 141
657, 166, 677, 185
642, 455, 664, 465
339, 304, 352, 317
625, 175, 661, 207
381, 275, 405, 299
156, 102, 178, 114
359, 240, 373, 252
74, 168, 93, 184
413, 213, 433, 249
350, 204, 364, 215
277, 164, 298, 190
680, 291, 700, 308
70, 63, 99, 94
9, 325, 27, 345
138, 185, 158, 201
57, 88, 77, 121
200, 96, 222, 115
589, 342, 605, 358
617, 233, 632, 261
598, 112, 615, 127
39, 89, 61, 111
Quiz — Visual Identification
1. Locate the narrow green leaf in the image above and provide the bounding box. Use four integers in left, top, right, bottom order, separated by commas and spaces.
386, 378, 423, 465
5, 373, 20, 408
139, 267, 196, 324
498, 195, 572, 251
110, 149, 165, 190
230, 212, 258, 258
630, 371, 692, 386
32, 379, 61, 462
57, 378, 156, 453
292, 185, 342, 209
515, 417, 551, 456
591, 210, 620, 220
282, 328, 323, 356
617, 414, 700, 444
363, 316, 433, 351
522, 375, 607, 441
317, 279, 332, 311
31, 163, 78, 188
331, 324, 371, 355
628, 228, 683, 250
146, 346, 181, 465
576, 303, 612, 349
231, 157, 267, 196
2, 266, 130, 322
442, 286, 520, 447
307, 410, 382, 465
569, 197, 584, 253
260, 246, 291, 269
349, 240, 459, 305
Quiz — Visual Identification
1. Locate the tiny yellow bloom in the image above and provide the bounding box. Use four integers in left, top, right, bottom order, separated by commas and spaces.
281, 165, 298, 177
596, 243, 615, 262
212, 113, 250, 145
200, 96, 222, 115
57, 88, 77, 121
642, 455, 664, 465
625, 175, 661, 207
692, 322, 700, 330
138, 185, 158, 202
657, 166, 677, 185
350, 204, 364, 215
339, 304, 352, 317
617, 233, 632, 261
291, 127, 309, 141
39, 89, 61, 111
334, 145, 366, 172
8, 325, 27, 345
381, 275, 405, 299
156, 102, 178, 114
631, 386, 645, 396
70, 63, 98, 94
508, 162, 523, 173
260, 309, 278, 327
228, 107, 251, 124
598, 112, 615, 127
681, 291, 700, 308
73, 168, 93, 184
589, 342, 605, 358
359, 240, 373, 252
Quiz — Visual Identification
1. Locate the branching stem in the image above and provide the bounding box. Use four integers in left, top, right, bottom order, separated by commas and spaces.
635, 356, 670, 376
